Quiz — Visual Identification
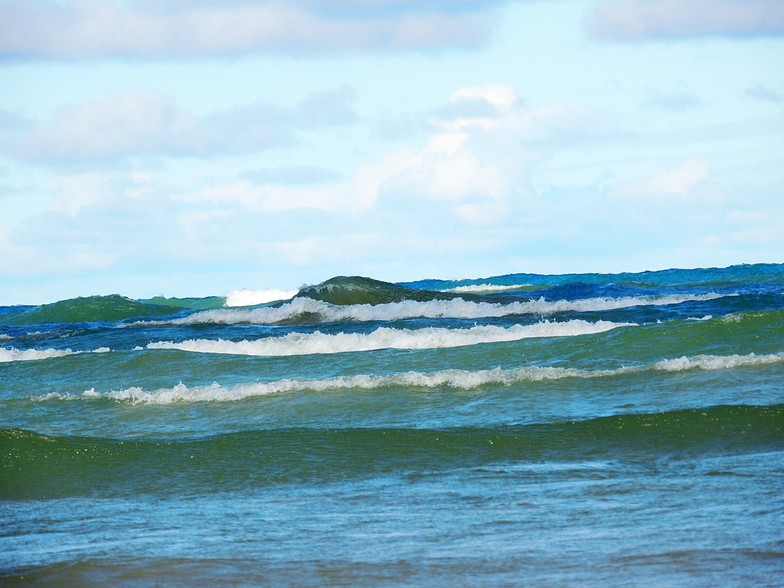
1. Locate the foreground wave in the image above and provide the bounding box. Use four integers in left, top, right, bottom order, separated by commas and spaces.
3, 404, 782, 499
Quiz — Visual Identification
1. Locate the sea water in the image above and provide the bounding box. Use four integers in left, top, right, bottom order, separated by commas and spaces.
1, 264, 783, 586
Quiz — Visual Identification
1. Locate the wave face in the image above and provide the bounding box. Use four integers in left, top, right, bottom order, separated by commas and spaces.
2, 263, 784, 586
3, 405, 782, 500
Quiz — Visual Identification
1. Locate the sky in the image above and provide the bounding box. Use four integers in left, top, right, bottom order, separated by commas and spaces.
0, 0, 783, 304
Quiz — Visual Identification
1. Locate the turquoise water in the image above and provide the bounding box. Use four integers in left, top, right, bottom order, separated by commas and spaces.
2, 264, 783, 585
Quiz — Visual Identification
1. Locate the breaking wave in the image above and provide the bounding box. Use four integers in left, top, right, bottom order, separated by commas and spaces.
0, 347, 77, 363
33, 351, 784, 405
160, 293, 723, 326
225, 288, 298, 307
146, 320, 630, 357
441, 284, 533, 294
0, 346, 111, 363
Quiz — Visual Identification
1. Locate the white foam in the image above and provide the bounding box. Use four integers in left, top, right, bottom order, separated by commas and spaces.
225, 288, 298, 307
655, 352, 784, 372
32, 367, 625, 405
147, 320, 630, 357
33, 350, 784, 405
442, 284, 532, 294
161, 292, 725, 326
0, 346, 112, 363
0, 347, 75, 363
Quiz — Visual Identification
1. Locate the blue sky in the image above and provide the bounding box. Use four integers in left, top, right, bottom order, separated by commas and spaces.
1, 0, 783, 304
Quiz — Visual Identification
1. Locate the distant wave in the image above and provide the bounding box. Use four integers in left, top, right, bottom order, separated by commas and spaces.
146, 320, 630, 357
158, 293, 724, 326
34, 351, 784, 405
2, 294, 183, 325
441, 284, 533, 294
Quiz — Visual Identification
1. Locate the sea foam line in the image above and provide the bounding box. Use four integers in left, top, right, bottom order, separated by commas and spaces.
33, 351, 784, 405
146, 320, 630, 357
150, 292, 724, 326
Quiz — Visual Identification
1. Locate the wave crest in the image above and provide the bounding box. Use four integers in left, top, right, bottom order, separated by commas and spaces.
147, 320, 629, 357
0, 347, 75, 363
33, 351, 784, 405
161, 292, 723, 326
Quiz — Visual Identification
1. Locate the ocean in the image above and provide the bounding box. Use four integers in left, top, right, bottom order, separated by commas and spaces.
1, 263, 783, 586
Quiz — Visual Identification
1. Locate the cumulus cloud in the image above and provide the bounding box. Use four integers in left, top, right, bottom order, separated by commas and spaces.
0, 0, 502, 59
186, 85, 530, 222
14, 86, 357, 163
185, 84, 621, 228
588, 0, 784, 40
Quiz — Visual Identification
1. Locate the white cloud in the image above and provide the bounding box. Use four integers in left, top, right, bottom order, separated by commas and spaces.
0, 84, 579, 286
650, 158, 711, 194
0, 0, 501, 59
451, 84, 519, 109
2, 80, 777, 295
616, 158, 711, 199
184, 85, 622, 228
14, 87, 357, 163
182, 85, 527, 222
588, 0, 784, 40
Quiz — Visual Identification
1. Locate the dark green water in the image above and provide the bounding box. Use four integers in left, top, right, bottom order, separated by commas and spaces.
2, 265, 783, 585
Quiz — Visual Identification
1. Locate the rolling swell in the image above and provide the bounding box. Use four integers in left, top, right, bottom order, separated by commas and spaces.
296, 275, 466, 305
1, 295, 185, 325
3, 405, 782, 499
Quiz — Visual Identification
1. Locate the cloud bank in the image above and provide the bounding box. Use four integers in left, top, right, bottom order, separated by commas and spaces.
0, 0, 503, 59
588, 0, 784, 40
13, 86, 357, 163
